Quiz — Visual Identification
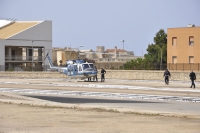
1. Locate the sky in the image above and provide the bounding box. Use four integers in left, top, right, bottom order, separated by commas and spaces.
0, 0, 200, 56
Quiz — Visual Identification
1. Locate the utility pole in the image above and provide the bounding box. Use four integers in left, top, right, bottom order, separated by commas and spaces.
78, 45, 83, 59
121, 40, 125, 50
160, 46, 163, 70
121, 40, 125, 70
31, 40, 33, 72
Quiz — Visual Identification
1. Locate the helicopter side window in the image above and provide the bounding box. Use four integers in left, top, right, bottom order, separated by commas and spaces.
89, 64, 94, 68
82, 64, 89, 70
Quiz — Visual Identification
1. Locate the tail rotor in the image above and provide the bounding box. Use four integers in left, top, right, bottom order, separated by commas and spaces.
44, 51, 50, 61
44, 51, 54, 68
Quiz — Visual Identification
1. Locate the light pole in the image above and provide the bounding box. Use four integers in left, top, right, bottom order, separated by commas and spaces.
121, 40, 125, 69
121, 40, 125, 50
159, 46, 163, 70
31, 40, 33, 71
78, 45, 83, 59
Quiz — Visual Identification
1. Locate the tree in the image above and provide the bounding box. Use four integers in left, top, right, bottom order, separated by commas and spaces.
122, 29, 167, 70
145, 43, 159, 63
154, 29, 167, 48
146, 29, 167, 64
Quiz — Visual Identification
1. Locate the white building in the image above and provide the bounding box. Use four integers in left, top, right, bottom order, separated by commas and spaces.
0, 19, 52, 71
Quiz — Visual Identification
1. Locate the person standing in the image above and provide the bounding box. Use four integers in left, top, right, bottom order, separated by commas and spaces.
189, 70, 196, 88
95, 66, 98, 81
163, 68, 171, 85
93, 66, 98, 82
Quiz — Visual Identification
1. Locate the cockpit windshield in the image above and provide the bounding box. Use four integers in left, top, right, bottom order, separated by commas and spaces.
89, 63, 94, 68
82, 64, 90, 70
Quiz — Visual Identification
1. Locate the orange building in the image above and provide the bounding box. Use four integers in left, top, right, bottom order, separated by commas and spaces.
167, 25, 200, 71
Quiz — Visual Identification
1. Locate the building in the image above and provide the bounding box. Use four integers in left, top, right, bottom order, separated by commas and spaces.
0, 19, 52, 71
52, 47, 87, 66
105, 46, 128, 58
52, 45, 143, 69
95, 46, 139, 62
167, 24, 200, 70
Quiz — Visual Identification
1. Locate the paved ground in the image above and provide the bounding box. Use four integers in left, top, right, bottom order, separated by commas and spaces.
0, 77, 200, 133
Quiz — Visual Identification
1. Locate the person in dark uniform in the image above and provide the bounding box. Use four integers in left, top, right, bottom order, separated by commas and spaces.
189, 70, 196, 88
163, 68, 171, 85
101, 68, 106, 82
88, 77, 91, 81
94, 66, 98, 81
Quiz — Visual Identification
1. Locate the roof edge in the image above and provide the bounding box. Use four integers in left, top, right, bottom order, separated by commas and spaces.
5, 21, 42, 39
16, 20, 51, 23
168, 26, 200, 29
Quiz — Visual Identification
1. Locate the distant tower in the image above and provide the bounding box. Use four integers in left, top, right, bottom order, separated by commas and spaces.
96, 46, 105, 53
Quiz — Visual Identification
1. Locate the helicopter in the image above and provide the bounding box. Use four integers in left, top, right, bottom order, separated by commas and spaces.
44, 52, 98, 81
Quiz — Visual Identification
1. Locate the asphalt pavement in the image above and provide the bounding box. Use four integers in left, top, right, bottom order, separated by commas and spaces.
0, 78, 200, 118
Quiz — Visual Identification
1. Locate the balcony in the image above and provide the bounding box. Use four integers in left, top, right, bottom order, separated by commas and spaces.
5, 56, 44, 62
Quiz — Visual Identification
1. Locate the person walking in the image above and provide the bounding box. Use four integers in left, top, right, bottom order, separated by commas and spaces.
101, 68, 106, 82
163, 68, 171, 85
189, 70, 196, 89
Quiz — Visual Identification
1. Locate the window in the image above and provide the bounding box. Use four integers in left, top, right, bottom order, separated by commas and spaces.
89, 63, 94, 68
172, 37, 177, 46
189, 36, 194, 45
172, 56, 177, 64
189, 56, 194, 63
82, 64, 90, 70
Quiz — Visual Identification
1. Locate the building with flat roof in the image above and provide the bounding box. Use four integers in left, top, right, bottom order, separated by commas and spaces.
0, 19, 52, 71
167, 24, 200, 70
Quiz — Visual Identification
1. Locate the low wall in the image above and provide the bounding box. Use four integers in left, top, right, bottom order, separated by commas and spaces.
0, 70, 199, 81
105, 70, 200, 81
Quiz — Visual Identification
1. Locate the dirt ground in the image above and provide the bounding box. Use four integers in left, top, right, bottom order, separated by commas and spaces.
0, 102, 200, 133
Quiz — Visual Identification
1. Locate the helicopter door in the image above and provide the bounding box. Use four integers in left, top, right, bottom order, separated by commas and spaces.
74, 65, 78, 75
67, 65, 73, 76
78, 64, 83, 72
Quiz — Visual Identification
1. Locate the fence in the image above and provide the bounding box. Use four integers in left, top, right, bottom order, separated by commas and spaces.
168, 63, 200, 71
1, 63, 200, 71
95, 62, 167, 70
95, 63, 200, 71
95, 62, 124, 70
5, 56, 43, 62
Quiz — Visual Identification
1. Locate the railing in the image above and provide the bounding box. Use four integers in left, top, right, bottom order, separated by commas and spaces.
0, 65, 50, 71
168, 63, 200, 71
5, 56, 44, 62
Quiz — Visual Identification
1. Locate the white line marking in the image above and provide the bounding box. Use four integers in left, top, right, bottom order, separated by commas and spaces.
0, 88, 200, 103
1, 81, 200, 93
